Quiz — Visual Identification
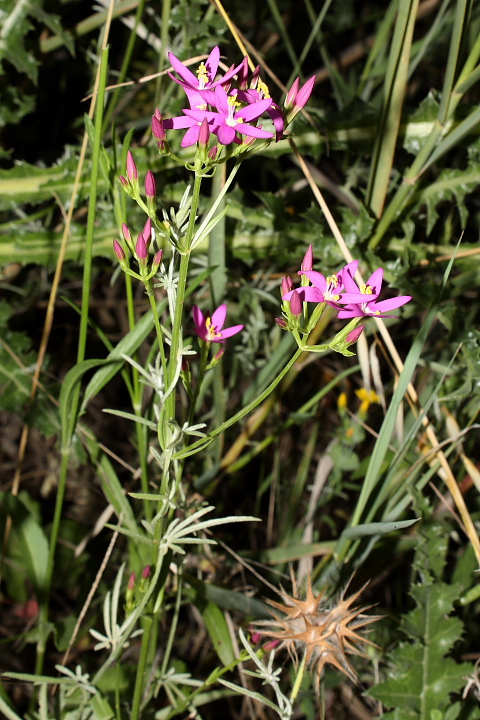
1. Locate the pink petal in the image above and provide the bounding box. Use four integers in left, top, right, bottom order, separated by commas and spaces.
211, 304, 227, 330
183, 109, 219, 122
168, 52, 198, 87
210, 57, 248, 89
181, 126, 201, 147
369, 296, 412, 313
337, 306, 364, 319
193, 305, 205, 330
300, 270, 327, 292
214, 85, 230, 115
236, 124, 273, 139
163, 115, 197, 129
365, 268, 384, 294
236, 97, 273, 122
217, 123, 236, 145
219, 324, 244, 339
205, 46, 220, 80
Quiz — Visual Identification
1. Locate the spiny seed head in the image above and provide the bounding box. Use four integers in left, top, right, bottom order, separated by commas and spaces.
256, 572, 380, 691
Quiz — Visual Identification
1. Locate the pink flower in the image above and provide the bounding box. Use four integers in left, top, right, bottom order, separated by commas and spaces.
168, 46, 245, 108
183, 85, 274, 145
338, 268, 412, 318
283, 261, 369, 308
193, 304, 243, 343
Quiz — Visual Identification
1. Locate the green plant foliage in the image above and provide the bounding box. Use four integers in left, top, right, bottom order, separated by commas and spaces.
369, 509, 473, 719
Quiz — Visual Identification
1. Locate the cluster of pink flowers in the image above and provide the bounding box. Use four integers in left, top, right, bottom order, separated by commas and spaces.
151, 46, 315, 150
279, 245, 412, 344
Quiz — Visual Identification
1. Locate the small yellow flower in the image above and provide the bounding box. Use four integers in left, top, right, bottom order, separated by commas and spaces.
355, 388, 380, 415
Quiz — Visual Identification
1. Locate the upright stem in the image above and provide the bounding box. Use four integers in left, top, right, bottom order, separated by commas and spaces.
164, 173, 203, 428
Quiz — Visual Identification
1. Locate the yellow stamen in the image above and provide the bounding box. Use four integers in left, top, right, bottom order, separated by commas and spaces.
257, 79, 270, 98
360, 284, 373, 295
196, 62, 209, 85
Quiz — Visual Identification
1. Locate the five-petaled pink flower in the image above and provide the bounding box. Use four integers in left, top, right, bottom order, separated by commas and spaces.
193, 304, 243, 343
338, 267, 412, 318
184, 85, 274, 145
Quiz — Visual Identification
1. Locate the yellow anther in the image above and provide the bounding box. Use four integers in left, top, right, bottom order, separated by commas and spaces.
326, 274, 339, 286
227, 95, 241, 108
196, 62, 209, 84
360, 284, 373, 295
258, 79, 270, 98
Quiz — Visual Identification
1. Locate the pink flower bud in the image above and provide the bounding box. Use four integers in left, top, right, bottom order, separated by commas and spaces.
295, 76, 315, 110
208, 145, 218, 160
153, 249, 163, 267
142, 565, 152, 580
136, 232, 148, 261
346, 325, 365, 344
143, 218, 152, 247
301, 244, 313, 272
145, 171, 156, 199
237, 57, 250, 89
263, 639, 281, 652
213, 347, 225, 363
281, 276, 293, 296
113, 239, 126, 262
152, 113, 166, 140
250, 630, 262, 644
122, 223, 131, 243
250, 65, 261, 90
198, 118, 210, 147
275, 317, 288, 328
128, 572, 136, 591
119, 175, 129, 187
126, 150, 138, 181
290, 289, 302, 317
284, 78, 300, 110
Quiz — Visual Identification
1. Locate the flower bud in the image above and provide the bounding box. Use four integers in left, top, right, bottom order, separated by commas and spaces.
281, 276, 293, 296
290, 289, 302, 317
301, 244, 313, 272
122, 223, 131, 244
198, 118, 210, 147
346, 324, 365, 345
285, 79, 299, 110
275, 317, 288, 329
143, 217, 152, 247
152, 112, 166, 140
145, 170, 156, 199
136, 232, 148, 262
113, 239, 126, 262
208, 145, 218, 160
295, 76, 316, 109
128, 572, 136, 591
126, 150, 138, 181
142, 565, 152, 580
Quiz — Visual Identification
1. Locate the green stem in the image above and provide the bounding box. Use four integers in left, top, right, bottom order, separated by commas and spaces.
131, 615, 153, 720
164, 173, 203, 427
175, 347, 304, 460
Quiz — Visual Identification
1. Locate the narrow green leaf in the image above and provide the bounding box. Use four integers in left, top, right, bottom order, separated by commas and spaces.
1, 493, 49, 599
201, 602, 235, 666
341, 518, 420, 539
